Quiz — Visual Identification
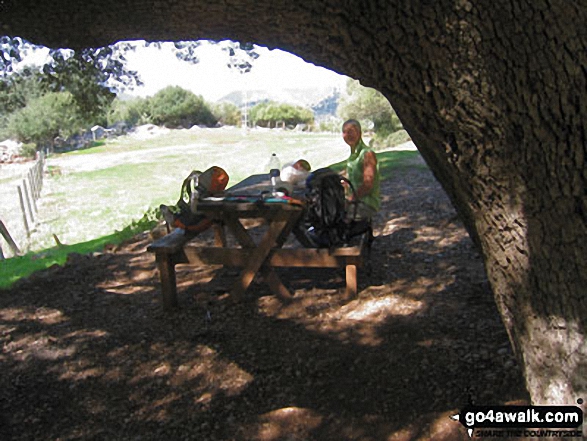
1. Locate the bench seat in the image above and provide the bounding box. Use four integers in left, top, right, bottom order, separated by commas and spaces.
148, 226, 372, 309
146, 228, 193, 254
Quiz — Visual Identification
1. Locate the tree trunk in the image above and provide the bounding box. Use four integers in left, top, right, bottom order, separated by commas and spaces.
3, 0, 586, 411
378, 1, 587, 408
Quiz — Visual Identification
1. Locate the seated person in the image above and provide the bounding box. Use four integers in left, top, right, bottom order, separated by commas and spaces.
341, 119, 380, 221
280, 159, 311, 185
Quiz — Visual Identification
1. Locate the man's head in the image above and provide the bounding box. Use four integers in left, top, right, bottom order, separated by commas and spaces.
293, 159, 311, 171
342, 119, 362, 149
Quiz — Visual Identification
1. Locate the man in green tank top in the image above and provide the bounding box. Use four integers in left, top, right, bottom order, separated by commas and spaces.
342, 119, 381, 221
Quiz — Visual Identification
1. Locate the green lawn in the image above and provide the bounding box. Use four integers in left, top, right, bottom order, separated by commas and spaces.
0, 127, 422, 288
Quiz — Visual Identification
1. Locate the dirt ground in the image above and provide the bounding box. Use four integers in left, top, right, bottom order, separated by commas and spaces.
0, 160, 530, 441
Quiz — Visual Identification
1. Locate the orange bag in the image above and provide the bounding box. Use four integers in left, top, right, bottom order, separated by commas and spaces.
166, 166, 230, 232
196, 166, 230, 194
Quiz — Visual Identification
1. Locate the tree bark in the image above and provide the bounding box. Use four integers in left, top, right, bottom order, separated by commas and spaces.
3, 0, 586, 411
386, 1, 587, 408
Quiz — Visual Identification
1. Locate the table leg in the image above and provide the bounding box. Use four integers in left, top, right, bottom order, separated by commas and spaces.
264, 269, 293, 300
213, 222, 227, 247
223, 213, 256, 248
261, 212, 301, 299
156, 253, 178, 310
218, 210, 300, 300
230, 218, 288, 300
345, 263, 357, 300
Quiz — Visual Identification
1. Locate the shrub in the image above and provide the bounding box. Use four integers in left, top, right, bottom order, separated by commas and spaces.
6, 91, 85, 146
249, 101, 314, 128
107, 97, 152, 127
317, 117, 343, 133
20, 142, 38, 158
148, 86, 217, 128
212, 101, 241, 127
370, 129, 412, 151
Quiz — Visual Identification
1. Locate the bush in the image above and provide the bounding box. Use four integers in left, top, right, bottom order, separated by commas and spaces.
317, 117, 343, 133
212, 102, 241, 127
149, 86, 217, 128
249, 101, 314, 128
107, 97, 152, 127
6, 91, 85, 146
370, 129, 412, 151
20, 142, 38, 158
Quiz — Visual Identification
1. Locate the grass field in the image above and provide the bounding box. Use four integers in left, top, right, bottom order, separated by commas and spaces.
36, 127, 352, 248
0, 126, 421, 287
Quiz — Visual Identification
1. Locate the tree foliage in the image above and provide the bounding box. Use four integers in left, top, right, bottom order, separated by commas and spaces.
6, 91, 85, 145
249, 101, 314, 128
0, 38, 257, 141
148, 86, 217, 128
0, 36, 26, 75
40, 44, 143, 124
212, 101, 241, 127
0, 67, 46, 131
338, 79, 402, 137
107, 97, 152, 127
222, 41, 260, 74
1, 39, 145, 132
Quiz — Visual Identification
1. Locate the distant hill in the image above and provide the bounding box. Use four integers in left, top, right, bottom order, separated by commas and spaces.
217, 87, 341, 117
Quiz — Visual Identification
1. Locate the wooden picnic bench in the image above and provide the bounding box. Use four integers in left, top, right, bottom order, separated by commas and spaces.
147, 174, 373, 310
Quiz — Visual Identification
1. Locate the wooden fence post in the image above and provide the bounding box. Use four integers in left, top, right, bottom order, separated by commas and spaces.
33, 153, 44, 201
38, 156, 43, 196
22, 179, 35, 224
36, 153, 43, 195
0, 220, 21, 257
10, 153, 46, 250
27, 171, 38, 215
30, 166, 38, 200
17, 185, 30, 238
28, 167, 35, 200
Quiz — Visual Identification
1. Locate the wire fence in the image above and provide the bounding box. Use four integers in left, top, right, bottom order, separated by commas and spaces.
0, 152, 45, 259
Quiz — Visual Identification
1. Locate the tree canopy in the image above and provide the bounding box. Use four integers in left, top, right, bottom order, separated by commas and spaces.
337, 79, 402, 137
0, 39, 263, 145
148, 86, 217, 128
6, 91, 85, 145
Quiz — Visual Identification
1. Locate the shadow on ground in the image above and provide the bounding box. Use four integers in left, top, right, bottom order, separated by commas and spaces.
0, 166, 529, 441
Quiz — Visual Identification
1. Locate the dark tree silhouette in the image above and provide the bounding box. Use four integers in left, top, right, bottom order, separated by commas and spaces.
2, 0, 585, 408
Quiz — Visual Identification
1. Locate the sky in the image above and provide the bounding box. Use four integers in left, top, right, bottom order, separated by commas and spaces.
17, 40, 349, 102
122, 41, 349, 102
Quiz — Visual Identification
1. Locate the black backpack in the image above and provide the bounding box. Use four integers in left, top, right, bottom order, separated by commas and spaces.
303, 168, 354, 247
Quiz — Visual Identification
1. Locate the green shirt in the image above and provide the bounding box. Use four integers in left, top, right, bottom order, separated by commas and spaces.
346, 139, 381, 212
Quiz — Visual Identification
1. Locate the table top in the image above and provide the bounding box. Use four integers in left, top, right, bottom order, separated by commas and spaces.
226, 173, 274, 195
195, 173, 305, 215
227, 173, 305, 197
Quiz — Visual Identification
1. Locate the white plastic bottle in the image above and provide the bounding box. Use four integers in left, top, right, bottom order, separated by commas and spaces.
268, 153, 281, 195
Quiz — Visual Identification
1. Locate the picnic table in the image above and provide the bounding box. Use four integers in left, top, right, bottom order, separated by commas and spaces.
148, 173, 371, 310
